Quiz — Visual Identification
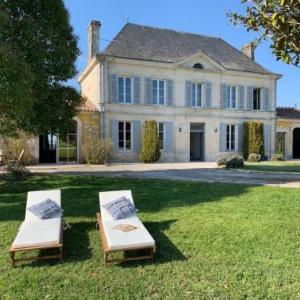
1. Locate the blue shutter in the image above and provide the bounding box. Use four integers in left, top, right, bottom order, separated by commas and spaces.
205, 82, 212, 108
238, 86, 244, 110
145, 78, 152, 104
132, 120, 141, 152
167, 80, 173, 106
165, 122, 173, 153
110, 119, 119, 151
247, 87, 253, 110
263, 88, 270, 111
220, 123, 226, 152
237, 123, 243, 152
264, 124, 271, 159
109, 74, 117, 103
185, 81, 192, 107
221, 84, 227, 109
133, 77, 141, 104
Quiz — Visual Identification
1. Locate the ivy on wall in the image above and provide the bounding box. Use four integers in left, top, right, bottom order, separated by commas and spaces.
243, 122, 264, 159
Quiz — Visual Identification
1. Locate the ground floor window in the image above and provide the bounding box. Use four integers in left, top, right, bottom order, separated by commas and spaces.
226, 124, 237, 151
58, 121, 78, 162
118, 121, 131, 150
158, 122, 165, 150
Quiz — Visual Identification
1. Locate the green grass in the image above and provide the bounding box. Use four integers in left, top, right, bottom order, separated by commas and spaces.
1, 175, 300, 299
244, 161, 300, 173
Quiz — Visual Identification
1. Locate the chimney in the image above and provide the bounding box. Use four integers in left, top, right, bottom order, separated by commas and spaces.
241, 42, 255, 60
88, 20, 101, 62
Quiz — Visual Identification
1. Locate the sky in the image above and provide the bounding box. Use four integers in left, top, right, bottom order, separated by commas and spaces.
64, 0, 299, 108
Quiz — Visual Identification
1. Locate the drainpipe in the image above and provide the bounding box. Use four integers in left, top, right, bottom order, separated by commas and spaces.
99, 56, 105, 139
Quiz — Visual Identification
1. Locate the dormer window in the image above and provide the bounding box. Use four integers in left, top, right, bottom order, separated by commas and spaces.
193, 63, 203, 70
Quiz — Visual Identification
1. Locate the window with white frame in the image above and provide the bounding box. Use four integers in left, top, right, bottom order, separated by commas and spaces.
158, 122, 165, 150
118, 77, 132, 104
253, 88, 261, 110
191, 83, 202, 107
152, 80, 165, 105
118, 121, 131, 150
226, 86, 237, 109
226, 124, 237, 151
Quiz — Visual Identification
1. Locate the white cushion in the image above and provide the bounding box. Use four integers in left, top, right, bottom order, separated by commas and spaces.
12, 218, 62, 249
99, 190, 155, 251
25, 190, 61, 222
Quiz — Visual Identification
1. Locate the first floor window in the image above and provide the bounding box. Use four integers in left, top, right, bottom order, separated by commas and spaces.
152, 79, 165, 105
118, 121, 131, 150
118, 77, 132, 104
226, 124, 237, 151
192, 83, 202, 107
253, 88, 261, 110
158, 122, 165, 150
227, 86, 236, 109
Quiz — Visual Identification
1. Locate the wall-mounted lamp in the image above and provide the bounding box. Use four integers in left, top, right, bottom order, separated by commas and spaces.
178, 127, 182, 133
214, 128, 218, 133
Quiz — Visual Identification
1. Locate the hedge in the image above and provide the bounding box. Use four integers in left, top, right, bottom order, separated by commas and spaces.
243, 122, 264, 159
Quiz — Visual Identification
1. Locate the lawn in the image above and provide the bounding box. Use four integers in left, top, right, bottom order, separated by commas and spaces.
1, 175, 300, 299
244, 161, 300, 173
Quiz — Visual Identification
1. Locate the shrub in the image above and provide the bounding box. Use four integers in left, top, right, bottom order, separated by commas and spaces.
217, 154, 244, 169
271, 153, 285, 161
2, 131, 37, 165
247, 153, 261, 162
4, 161, 30, 180
81, 138, 112, 164
140, 120, 161, 163
243, 122, 264, 159
275, 132, 285, 155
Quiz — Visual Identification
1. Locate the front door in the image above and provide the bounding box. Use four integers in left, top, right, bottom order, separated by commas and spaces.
190, 123, 205, 161
39, 134, 57, 163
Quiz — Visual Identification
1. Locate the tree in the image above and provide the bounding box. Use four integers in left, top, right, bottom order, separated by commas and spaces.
228, 0, 300, 66
140, 120, 161, 163
0, 0, 83, 136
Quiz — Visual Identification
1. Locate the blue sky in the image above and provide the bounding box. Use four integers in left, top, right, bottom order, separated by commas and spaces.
64, 0, 299, 108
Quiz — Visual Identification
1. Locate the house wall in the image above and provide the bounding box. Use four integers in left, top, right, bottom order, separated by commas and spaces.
99, 57, 277, 162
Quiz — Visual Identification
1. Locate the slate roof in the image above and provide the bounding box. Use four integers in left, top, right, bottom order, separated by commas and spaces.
103, 23, 274, 75
277, 107, 300, 119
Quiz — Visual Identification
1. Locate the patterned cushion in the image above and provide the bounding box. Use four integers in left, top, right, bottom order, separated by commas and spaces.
102, 196, 136, 220
27, 199, 61, 220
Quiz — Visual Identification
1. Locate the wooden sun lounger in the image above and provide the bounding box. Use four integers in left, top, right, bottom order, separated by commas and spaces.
98, 190, 156, 266
9, 190, 63, 267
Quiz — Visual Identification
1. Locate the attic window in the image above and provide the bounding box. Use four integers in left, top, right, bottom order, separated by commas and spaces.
193, 63, 203, 70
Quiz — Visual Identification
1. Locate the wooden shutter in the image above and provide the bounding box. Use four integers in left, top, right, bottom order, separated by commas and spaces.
165, 122, 173, 153
237, 123, 243, 152
264, 124, 271, 159
144, 78, 152, 104
132, 120, 141, 152
220, 123, 226, 152
133, 77, 141, 104
110, 119, 119, 151
109, 74, 117, 103
205, 82, 212, 108
185, 81, 192, 107
238, 86, 244, 110
220, 84, 227, 109
247, 87, 253, 110
263, 88, 270, 111
166, 80, 173, 106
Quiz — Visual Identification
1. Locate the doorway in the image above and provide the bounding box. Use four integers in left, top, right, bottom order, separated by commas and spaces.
39, 134, 57, 163
293, 128, 300, 158
190, 123, 204, 161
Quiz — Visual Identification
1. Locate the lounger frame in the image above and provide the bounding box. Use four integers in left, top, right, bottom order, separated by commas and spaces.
9, 222, 63, 268
96, 213, 155, 266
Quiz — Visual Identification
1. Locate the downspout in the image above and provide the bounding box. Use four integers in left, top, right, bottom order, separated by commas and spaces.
99, 56, 105, 139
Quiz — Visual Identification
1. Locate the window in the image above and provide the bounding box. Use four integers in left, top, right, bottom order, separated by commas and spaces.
158, 122, 165, 150
227, 86, 236, 109
191, 83, 202, 107
253, 88, 261, 110
152, 80, 165, 105
226, 124, 237, 151
118, 77, 132, 104
118, 121, 131, 150
193, 63, 203, 69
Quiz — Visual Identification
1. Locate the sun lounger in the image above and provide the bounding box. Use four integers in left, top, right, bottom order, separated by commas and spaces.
97, 190, 155, 265
9, 190, 63, 267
